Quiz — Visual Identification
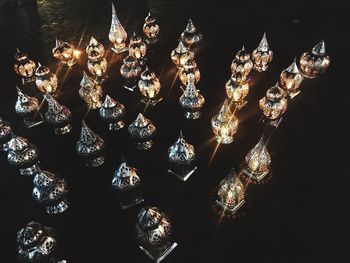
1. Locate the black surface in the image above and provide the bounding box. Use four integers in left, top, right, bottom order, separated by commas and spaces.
0, 0, 349, 262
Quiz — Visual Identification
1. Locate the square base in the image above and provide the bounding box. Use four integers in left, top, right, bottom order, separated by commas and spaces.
139, 242, 178, 263
215, 199, 245, 214
141, 97, 163, 107
112, 47, 128, 54
120, 198, 144, 210
236, 100, 248, 111
289, 90, 301, 99
24, 115, 43, 129
242, 167, 270, 182
167, 166, 197, 182
123, 84, 137, 92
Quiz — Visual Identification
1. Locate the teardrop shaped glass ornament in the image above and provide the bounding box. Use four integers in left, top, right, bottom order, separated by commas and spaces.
242, 134, 271, 182
109, 3, 128, 54
215, 168, 245, 214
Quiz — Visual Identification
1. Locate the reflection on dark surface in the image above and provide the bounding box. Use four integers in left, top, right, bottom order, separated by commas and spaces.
0, 0, 349, 263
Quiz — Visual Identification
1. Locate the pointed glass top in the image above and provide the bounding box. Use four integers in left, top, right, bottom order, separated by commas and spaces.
102, 95, 117, 108
257, 33, 270, 52
79, 121, 97, 144
312, 40, 326, 55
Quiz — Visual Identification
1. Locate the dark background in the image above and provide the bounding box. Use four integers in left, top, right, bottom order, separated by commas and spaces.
0, 0, 349, 262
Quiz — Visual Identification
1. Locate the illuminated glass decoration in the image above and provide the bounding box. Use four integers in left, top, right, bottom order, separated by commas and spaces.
215, 168, 245, 214
109, 3, 128, 54
299, 40, 330, 79
280, 58, 303, 98
252, 33, 273, 72
179, 80, 205, 119
14, 49, 36, 84
211, 99, 239, 144
171, 40, 194, 68
242, 134, 271, 182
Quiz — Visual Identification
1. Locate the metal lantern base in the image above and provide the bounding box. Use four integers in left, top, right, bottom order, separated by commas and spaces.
84, 155, 105, 167
20, 164, 39, 176
136, 140, 153, 150
111, 46, 128, 54
139, 242, 178, 263
46, 199, 69, 214
119, 197, 144, 210
55, 124, 72, 135
145, 37, 159, 46
22, 75, 36, 85
167, 166, 197, 182
215, 199, 245, 215
109, 121, 125, 131
184, 111, 201, 120
141, 97, 163, 107
242, 167, 270, 182
24, 115, 44, 129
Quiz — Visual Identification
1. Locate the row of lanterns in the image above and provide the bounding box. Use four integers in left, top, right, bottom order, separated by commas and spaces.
213, 39, 330, 215
7, 2, 331, 262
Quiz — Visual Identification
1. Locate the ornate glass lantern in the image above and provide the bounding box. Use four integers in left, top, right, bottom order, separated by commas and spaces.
179, 58, 200, 85
136, 206, 177, 262
32, 169, 69, 214
280, 58, 303, 98
215, 168, 245, 214
128, 113, 156, 150
179, 80, 205, 119
76, 121, 105, 167
35, 63, 58, 95
7, 135, 39, 176
171, 40, 194, 68
180, 19, 202, 47
99, 95, 125, 130
44, 93, 72, 135
242, 134, 271, 182
211, 99, 239, 144
299, 40, 330, 79
14, 49, 36, 84
0, 118, 12, 152
168, 131, 197, 181
252, 33, 273, 72
15, 87, 43, 128
129, 32, 147, 66
79, 71, 103, 109
259, 83, 288, 126
109, 3, 128, 54
138, 67, 162, 106
17, 221, 67, 263
143, 12, 160, 44
231, 46, 253, 76
120, 54, 142, 91
52, 38, 76, 67
112, 158, 144, 209
87, 37, 108, 81
225, 72, 249, 108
